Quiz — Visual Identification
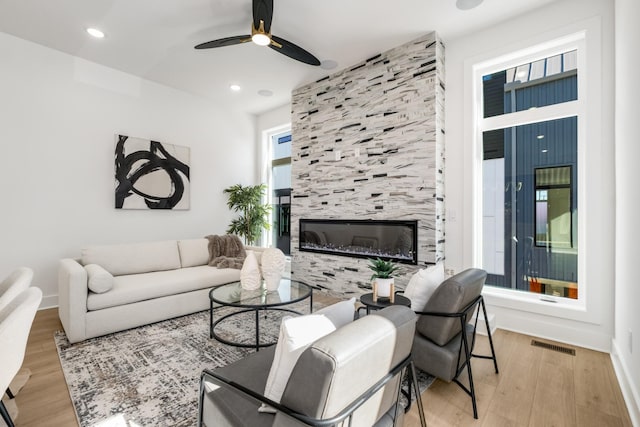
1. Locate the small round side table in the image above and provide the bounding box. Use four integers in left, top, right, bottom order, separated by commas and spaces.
359, 293, 411, 316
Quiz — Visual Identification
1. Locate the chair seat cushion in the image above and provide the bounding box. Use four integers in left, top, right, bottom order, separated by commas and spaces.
412, 323, 474, 381
202, 347, 276, 427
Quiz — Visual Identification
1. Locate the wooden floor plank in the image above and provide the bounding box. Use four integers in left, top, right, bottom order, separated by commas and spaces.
574, 346, 622, 418
9, 308, 635, 427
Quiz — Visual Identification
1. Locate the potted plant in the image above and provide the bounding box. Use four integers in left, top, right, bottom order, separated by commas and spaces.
367, 258, 400, 301
223, 184, 271, 246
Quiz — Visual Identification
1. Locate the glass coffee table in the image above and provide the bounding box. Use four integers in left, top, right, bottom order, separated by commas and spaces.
209, 278, 313, 351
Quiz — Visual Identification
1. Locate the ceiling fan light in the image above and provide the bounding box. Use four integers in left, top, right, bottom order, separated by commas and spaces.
252, 33, 271, 46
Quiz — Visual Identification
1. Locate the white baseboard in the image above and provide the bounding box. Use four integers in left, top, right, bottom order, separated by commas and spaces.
472, 311, 497, 336
611, 339, 640, 427
39, 294, 58, 310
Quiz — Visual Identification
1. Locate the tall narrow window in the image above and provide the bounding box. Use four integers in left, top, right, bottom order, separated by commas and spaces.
479, 47, 580, 300
269, 131, 292, 255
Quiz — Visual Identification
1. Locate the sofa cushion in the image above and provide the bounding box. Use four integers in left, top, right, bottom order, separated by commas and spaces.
87, 266, 240, 311
81, 240, 181, 276
85, 264, 114, 294
178, 238, 209, 268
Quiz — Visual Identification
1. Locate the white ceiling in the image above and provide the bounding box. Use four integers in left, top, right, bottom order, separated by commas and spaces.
0, 0, 558, 115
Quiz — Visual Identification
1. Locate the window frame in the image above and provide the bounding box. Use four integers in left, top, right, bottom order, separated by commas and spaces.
261, 124, 292, 248
470, 31, 589, 315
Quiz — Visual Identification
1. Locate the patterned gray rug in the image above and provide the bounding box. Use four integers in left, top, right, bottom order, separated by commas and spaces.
55, 304, 433, 427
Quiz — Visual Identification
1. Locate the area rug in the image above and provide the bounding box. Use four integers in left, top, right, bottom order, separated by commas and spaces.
55, 304, 433, 427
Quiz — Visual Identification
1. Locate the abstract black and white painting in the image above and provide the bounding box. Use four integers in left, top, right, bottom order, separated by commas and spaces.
115, 134, 190, 210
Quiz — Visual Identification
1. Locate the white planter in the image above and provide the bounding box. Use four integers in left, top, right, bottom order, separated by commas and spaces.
374, 278, 394, 299
240, 251, 262, 291
261, 248, 286, 291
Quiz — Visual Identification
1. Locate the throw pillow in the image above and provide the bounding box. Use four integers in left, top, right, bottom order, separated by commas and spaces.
85, 264, 114, 294
314, 297, 356, 329
403, 262, 445, 311
259, 314, 336, 413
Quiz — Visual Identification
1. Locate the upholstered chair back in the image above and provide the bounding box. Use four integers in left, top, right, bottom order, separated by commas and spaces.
277, 305, 416, 427
0, 287, 42, 394
416, 268, 486, 346
0, 267, 34, 313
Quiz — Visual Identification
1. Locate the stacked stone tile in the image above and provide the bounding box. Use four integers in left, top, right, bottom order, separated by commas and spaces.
290, 32, 445, 295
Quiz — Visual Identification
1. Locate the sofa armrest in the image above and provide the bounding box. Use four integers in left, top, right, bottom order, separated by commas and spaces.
58, 258, 88, 343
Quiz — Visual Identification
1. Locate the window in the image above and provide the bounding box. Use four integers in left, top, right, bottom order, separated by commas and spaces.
267, 130, 292, 255
476, 39, 582, 301
535, 166, 573, 249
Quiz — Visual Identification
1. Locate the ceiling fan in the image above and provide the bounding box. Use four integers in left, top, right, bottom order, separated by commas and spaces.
195, 0, 321, 66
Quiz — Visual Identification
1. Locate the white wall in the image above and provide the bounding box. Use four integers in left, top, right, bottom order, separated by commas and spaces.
613, 0, 640, 423
444, 0, 615, 351
0, 32, 257, 308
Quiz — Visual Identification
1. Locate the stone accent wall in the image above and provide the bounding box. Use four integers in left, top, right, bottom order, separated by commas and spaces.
290, 32, 445, 296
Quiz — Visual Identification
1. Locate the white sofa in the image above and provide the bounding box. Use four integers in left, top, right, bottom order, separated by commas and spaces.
58, 238, 264, 343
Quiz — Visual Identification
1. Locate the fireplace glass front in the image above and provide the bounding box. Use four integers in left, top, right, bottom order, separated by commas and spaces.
299, 219, 417, 264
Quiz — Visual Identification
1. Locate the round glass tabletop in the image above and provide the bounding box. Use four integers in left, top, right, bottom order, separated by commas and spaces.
209, 278, 312, 308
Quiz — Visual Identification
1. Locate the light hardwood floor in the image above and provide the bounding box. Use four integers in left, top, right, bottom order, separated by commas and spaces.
11, 308, 633, 427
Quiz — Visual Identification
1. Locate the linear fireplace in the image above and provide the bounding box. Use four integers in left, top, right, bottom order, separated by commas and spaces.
299, 219, 418, 264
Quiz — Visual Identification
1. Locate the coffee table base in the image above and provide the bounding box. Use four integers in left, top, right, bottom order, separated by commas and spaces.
210, 307, 304, 351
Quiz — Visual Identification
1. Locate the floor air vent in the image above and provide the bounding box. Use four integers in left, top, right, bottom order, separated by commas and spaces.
531, 340, 576, 356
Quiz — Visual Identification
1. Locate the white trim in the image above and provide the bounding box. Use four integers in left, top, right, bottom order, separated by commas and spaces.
469, 24, 599, 319
480, 100, 579, 132
611, 339, 640, 426
262, 123, 291, 248
39, 294, 58, 310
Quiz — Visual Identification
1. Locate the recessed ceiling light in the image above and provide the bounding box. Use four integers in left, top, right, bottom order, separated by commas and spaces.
537, 135, 545, 139
230, 84, 241, 92
258, 89, 273, 97
86, 28, 105, 39
541, 149, 549, 153
456, 0, 483, 10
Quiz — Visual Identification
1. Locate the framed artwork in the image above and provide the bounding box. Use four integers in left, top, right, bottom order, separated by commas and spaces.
114, 134, 190, 210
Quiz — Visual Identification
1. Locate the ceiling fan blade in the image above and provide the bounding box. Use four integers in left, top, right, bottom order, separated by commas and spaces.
195, 35, 251, 50
270, 35, 320, 66
253, 0, 273, 33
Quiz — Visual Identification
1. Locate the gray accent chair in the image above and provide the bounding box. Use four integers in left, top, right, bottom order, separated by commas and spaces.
198, 305, 427, 427
412, 268, 498, 419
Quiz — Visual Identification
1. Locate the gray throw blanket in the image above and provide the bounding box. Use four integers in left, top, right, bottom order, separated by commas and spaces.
205, 234, 246, 269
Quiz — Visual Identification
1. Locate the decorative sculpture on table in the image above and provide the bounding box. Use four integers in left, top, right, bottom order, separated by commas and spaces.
261, 248, 286, 291
240, 251, 262, 291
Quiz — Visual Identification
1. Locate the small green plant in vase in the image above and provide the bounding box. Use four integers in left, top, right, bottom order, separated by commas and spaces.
367, 258, 400, 302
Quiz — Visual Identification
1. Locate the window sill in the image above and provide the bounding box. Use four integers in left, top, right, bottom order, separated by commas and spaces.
482, 285, 599, 325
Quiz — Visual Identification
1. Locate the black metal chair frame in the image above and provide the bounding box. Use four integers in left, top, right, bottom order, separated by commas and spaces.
1, 397, 15, 427
413, 294, 498, 419
198, 354, 427, 427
